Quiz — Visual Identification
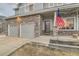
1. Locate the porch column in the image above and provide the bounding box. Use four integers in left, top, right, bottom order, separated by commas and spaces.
53, 11, 58, 36
76, 11, 79, 30
54, 11, 56, 26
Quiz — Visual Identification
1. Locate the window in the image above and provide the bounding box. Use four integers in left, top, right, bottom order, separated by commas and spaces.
15, 9, 19, 15
57, 3, 62, 6
59, 17, 74, 29
43, 3, 49, 8
49, 3, 54, 6
19, 6, 25, 15
29, 4, 33, 11
53, 3, 58, 7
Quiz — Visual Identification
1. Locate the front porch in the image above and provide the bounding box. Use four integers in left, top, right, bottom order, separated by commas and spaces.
40, 7, 79, 36
32, 35, 79, 52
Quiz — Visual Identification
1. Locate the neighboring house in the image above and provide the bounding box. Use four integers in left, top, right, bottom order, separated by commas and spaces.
5, 3, 79, 39
0, 16, 6, 34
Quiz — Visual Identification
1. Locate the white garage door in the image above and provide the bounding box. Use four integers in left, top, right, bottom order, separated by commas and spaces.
21, 22, 35, 39
8, 24, 18, 37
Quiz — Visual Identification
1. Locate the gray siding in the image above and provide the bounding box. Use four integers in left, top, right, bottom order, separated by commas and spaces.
74, 18, 77, 30
33, 3, 43, 11
77, 17, 79, 30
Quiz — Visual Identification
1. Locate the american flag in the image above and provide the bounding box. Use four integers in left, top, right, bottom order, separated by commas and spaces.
56, 8, 65, 28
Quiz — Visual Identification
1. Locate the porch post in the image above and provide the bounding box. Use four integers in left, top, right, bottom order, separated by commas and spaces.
53, 11, 58, 36
76, 11, 78, 30
54, 11, 56, 26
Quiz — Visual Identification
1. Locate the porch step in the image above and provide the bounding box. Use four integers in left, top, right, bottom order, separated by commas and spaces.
44, 33, 50, 35
49, 39, 79, 52
49, 43, 79, 52
49, 39, 79, 46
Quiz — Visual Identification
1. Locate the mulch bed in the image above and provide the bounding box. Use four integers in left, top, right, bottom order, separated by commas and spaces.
9, 42, 79, 56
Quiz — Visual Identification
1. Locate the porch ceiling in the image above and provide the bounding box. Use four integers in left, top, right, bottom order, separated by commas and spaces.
40, 7, 79, 19
40, 11, 54, 19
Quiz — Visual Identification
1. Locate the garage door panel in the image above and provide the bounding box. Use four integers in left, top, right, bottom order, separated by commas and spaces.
21, 23, 35, 39
8, 25, 18, 37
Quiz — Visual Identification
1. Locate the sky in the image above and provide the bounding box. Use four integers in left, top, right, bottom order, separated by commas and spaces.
0, 3, 16, 17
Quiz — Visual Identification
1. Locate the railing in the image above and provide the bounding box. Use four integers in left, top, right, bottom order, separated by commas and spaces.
58, 30, 79, 36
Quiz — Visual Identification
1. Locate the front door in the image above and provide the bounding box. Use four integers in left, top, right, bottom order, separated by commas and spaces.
44, 21, 50, 34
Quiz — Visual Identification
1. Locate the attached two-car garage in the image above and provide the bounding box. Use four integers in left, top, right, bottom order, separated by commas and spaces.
8, 22, 35, 39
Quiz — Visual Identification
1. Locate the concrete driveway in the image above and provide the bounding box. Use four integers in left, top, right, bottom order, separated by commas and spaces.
0, 37, 29, 56
0, 36, 53, 56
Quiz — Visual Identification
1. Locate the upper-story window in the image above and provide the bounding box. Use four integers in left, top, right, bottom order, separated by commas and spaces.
57, 3, 63, 6
43, 3, 49, 8
19, 5, 27, 15
49, 3, 64, 7
18, 3, 26, 8
15, 9, 19, 15
49, 3, 54, 7
29, 4, 33, 11
53, 3, 58, 7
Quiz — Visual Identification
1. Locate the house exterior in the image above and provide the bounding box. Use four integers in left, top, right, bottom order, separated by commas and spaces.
5, 3, 79, 39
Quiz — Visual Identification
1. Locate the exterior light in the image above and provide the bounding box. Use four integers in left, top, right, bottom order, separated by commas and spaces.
16, 16, 22, 24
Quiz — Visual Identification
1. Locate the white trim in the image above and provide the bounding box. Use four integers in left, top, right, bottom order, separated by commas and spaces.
8, 24, 10, 36
76, 11, 78, 30
74, 16, 76, 30
20, 24, 21, 37
54, 11, 56, 26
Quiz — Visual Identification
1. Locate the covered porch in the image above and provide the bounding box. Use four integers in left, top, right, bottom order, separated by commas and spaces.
40, 7, 79, 36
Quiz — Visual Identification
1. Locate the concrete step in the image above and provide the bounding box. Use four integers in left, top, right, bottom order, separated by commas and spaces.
49, 43, 79, 52
49, 39, 79, 46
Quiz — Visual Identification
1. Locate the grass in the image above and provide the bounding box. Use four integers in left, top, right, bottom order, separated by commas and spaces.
9, 42, 79, 56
